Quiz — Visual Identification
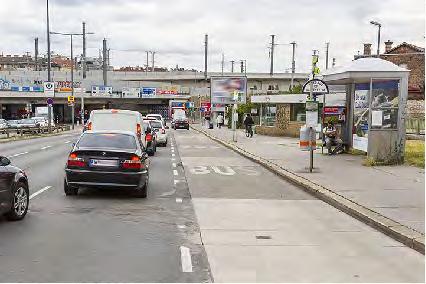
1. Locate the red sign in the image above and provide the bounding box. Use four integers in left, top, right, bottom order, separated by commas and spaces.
201, 102, 211, 112
323, 107, 339, 114
158, 90, 177, 95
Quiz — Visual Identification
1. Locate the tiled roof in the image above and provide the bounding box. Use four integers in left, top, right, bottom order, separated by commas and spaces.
385, 42, 425, 54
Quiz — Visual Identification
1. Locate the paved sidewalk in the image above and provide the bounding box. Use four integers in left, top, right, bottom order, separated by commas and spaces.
192, 124, 425, 235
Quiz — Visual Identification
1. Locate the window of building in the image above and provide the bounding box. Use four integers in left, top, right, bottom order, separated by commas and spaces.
290, 104, 305, 122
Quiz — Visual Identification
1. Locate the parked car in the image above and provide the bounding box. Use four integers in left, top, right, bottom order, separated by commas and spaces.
0, 156, 29, 220
7, 120, 22, 129
146, 114, 166, 127
148, 119, 168, 146
18, 119, 41, 133
142, 120, 157, 156
172, 114, 189, 130
86, 109, 146, 146
0, 119, 10, 132
64, 130, 150, 198
32, 116, 50, 127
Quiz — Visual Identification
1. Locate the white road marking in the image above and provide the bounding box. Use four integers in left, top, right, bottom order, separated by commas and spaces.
180, 246, 193, 272
171, 158, 176, 161
174, 179, 183, 185
172, 153, 175, 157
29, 186, 52, 200
172, 162, 177, 168
40, 145, 52, 150
64, 140, 71, 144
171, 149, 175, 153
176, 198, 183, 203
11, 151, 29, 157
177, 225, 186, 229
173, 169, 179, 176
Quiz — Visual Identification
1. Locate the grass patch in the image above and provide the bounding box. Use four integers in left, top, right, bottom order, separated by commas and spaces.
405, 140, 425, 168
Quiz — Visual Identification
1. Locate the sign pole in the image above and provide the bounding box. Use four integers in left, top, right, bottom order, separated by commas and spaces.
232, 103, 237, 142
71, 35, 75, 130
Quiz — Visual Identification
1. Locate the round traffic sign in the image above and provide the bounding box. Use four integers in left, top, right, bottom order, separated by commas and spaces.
46, 97, 53, 105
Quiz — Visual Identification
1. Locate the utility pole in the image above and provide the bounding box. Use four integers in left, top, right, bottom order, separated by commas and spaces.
221, 53, 224, 76
82, 22, 86, 78
230, 60, 235, 73
102, 38, 107, 86
308, 50, 319, 173
145, 51, 149, 74
290, 41, 296, 91
107, 48, 111, 67
325, 42, 330, 69
71, 35, 75, 130
151, 51, 156, 72
204, 34, 208, 81
34, 38, 39, 71
270, 34, 275, 76
46, 0, 52, 133
240, 60, 244, 73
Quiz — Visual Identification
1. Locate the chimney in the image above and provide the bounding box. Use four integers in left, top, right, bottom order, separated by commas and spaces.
385, 40, 393, 53
363, 43, 372, 56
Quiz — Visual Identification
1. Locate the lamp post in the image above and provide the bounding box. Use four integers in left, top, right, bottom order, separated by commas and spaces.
370, 21, 381, 56
50, 31, 94, 129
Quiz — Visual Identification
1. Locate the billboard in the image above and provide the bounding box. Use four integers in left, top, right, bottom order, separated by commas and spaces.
211, 77, 247, 105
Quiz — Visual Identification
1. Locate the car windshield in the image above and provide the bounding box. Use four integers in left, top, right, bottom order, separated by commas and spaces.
77, 133, 137, 150
149, 121, 162, 129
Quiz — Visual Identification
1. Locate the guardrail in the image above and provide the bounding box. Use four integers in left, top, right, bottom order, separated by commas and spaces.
0, 125, 71, 139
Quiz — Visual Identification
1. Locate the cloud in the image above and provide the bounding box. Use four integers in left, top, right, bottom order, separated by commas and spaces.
0, 0, 424, 72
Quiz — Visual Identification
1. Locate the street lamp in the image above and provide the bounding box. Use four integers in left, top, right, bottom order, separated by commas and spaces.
370, 21, 381, 56
50, 31, 93, 130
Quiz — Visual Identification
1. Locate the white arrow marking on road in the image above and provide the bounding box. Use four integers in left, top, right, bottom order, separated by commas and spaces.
29, 186, 52, 200
173, 169, 179, 176
41, 145, 52, 150
64, 140, 71, 144
177, 224, 186, 229
180, 246, 193, 272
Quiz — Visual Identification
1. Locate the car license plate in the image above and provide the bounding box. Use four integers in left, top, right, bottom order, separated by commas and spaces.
89, 159, 118, 167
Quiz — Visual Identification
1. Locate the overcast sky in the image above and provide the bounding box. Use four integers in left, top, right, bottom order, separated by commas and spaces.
0, 0, 424, 73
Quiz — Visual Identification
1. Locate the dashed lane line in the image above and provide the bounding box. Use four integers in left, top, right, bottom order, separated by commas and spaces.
180, 246, 193, 273
8, 151, 29, 158
29, 186, 52, 200
173, 169, 179, 176
172, 153, 176, 157
176, 198, 183, 203
64, 140, 71, 144
40, 145, 52, 150
172, 162, 177, 168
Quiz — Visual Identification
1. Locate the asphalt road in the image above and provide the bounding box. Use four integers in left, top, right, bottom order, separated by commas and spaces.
0, 127, 424, 282
0, 129, 211, 282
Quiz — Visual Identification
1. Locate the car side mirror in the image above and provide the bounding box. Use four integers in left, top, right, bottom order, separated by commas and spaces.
0, 156, 11, 166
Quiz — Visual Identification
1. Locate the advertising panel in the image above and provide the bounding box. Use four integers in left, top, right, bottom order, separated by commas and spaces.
210, 77, 247, 105
353, 83, 370, 152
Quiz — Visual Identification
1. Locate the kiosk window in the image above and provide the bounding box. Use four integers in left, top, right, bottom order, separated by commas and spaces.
370, 79, 399, 130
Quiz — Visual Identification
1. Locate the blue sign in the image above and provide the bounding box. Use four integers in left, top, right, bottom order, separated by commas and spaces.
141, 87, 156, 97
47, 98, 53, 105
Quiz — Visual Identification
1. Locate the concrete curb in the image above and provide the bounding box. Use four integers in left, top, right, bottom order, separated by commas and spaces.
191, 125, 425, 255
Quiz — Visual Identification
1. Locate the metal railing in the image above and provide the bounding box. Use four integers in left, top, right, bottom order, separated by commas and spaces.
406, 118, 425, 135
0, 125, 70, 139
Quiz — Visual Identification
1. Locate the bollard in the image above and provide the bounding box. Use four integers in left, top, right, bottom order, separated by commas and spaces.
6, 129, 9, 138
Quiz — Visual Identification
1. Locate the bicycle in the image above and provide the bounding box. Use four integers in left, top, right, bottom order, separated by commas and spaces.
245, 125, 253, 138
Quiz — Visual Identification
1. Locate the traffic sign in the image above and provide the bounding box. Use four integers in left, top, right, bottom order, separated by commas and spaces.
67, 95, 75, 103
44, 82, 54, 96
46, 97, 53, 106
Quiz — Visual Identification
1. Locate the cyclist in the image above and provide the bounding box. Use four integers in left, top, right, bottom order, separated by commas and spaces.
244, 113, 254, 138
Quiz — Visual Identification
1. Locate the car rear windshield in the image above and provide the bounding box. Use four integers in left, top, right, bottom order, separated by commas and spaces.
149, 121, 162, 128
77, 133, 137, 150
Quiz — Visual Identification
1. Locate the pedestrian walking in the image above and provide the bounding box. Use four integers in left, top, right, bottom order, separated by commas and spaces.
217, 113, 224, 128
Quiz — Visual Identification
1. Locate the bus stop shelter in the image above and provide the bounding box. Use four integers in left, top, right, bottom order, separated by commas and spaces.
322, 57, 409, 163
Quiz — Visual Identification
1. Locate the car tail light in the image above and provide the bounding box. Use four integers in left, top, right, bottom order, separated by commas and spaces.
122, 155, 144, 169
111, 109, 118, 113
161, 128, 166, 134
87, 122, 92, 130
67, 152, 85, 167
137, 123, 141, 137
146, 133, 152, 142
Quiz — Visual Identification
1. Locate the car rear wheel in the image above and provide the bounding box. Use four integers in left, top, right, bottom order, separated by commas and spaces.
64, 179, 78, 196
5, 182, 29, 221
134, 183, 147, 198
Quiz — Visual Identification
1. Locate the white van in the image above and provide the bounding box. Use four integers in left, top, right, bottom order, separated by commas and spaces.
87, 109, 146, 146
